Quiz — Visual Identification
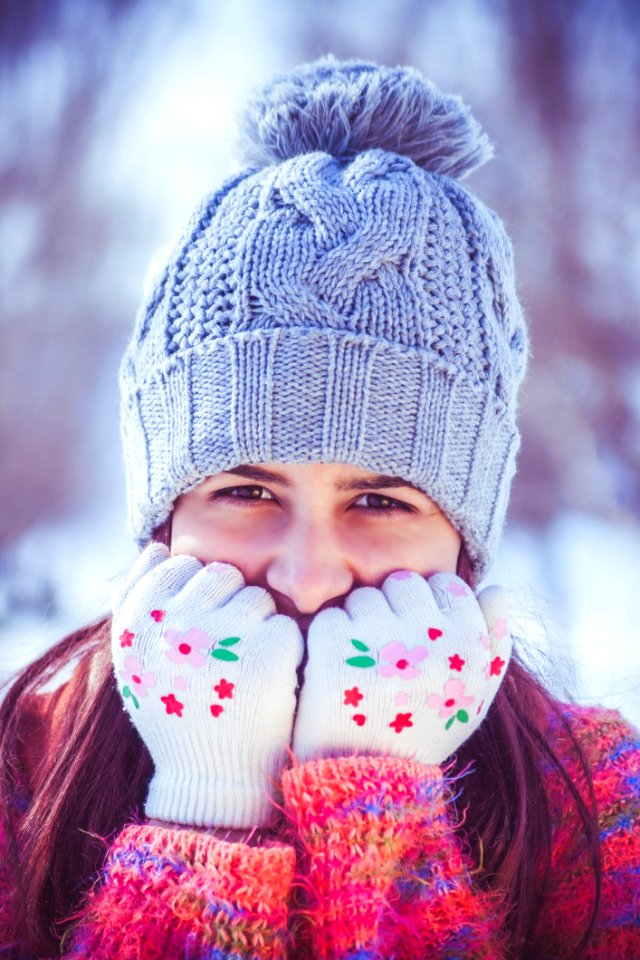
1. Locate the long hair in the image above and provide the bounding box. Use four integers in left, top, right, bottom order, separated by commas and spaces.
0, 531, 601, 957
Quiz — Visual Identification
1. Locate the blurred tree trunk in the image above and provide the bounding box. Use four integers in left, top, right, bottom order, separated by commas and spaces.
0, 0, 182, 546
499, 0, 640, 524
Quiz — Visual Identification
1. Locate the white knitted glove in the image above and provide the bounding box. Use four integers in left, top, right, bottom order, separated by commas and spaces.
293, 570, 511, 765
111, 543, 304, 828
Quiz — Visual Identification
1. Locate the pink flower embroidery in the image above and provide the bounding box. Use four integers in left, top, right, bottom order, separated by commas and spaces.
379, 641, 428, 679
447, 580, 468, 597
164, 627, 211, 667
427, 679, 474, 719
491, 618, 508, 641
119, 655, 156, 698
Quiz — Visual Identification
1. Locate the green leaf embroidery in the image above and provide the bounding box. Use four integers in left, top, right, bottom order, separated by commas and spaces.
122, 685, 140, 710
350, 638, 370, 652
444, 709, 469, 731
345, 655, 376, 668
219, 636, 240, 647
212, 648, 240, 662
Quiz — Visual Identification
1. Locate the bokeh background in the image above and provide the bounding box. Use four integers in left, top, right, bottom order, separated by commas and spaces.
1, 0, 639, 723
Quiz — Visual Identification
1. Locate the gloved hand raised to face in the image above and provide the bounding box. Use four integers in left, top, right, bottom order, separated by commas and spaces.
111, 543, 304, 828
293, 570, 511, 766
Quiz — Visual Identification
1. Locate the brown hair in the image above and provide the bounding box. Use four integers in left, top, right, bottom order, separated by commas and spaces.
0, 536, 601, 957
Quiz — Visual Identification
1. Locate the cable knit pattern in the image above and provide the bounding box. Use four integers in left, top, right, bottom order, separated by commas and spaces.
0, 704, 637, 958
119, 59, 528, 581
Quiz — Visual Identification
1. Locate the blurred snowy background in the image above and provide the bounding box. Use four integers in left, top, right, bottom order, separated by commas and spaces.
1, 0, 639, 725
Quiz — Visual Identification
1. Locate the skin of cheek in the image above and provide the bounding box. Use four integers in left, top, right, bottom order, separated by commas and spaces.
341, 512, 461, 584
171, 510, 267, 582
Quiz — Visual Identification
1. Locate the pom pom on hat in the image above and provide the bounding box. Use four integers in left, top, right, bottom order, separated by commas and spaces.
238, 54, 493, 179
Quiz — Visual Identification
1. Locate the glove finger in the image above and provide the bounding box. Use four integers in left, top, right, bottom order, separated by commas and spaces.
172, 561, 246, 612
306, 606, 351, 655
112, 542, 170, 613
427, 571, 475, 611
244, 613, 304, 669
215, 584, 278, 621
379, 569, 440, 618
477, 584, 512, 661
118, 554, 203, 619
344, 585, 391, 621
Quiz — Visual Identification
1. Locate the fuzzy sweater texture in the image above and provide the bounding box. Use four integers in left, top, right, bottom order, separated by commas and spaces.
0, 702, 638, 958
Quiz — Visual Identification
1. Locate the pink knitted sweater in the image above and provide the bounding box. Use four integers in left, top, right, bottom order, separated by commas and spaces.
1, 703, 638, 958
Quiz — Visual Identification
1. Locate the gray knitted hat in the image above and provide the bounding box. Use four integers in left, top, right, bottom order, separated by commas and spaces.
120, 57, 528, 581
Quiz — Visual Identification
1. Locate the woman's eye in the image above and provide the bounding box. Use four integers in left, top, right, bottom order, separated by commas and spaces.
354, 493, 412, 514
207, 487, 413, 513
210, 485, 274, 503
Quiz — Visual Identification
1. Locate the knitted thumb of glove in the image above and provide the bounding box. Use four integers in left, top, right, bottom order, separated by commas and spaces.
111, 543, 304, 828
293, 570, 511, 765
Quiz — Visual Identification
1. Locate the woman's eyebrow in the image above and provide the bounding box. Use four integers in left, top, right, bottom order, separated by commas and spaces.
222, 465, 292, 486
334, 474, 419, 492
222, 465, 419, 493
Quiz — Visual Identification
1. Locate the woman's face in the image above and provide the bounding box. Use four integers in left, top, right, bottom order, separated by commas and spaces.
171, 462, 461, 630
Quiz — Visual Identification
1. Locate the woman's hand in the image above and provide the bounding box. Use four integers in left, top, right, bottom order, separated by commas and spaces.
293, 571, 511, 765
111, 543, 304, 828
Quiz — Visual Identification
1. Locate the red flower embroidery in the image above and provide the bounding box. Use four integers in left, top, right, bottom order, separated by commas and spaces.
489, 656, 506, 677
210, 704, 224, 717
449, 653, 465, 671
150, 609, 166, 623
344, 686, 363, 707
214, 678, 234, 700
161, 693, 184, 717
119, 629, 134, 648
389, 712, 413, 733
352, 713, 366, 726
428, 627, 442, 641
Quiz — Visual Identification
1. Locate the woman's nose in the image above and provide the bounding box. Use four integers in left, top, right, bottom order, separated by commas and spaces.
265, 520, 354, 615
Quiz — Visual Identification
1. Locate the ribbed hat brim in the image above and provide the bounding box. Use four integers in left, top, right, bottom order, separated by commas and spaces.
121, 328, 519, 581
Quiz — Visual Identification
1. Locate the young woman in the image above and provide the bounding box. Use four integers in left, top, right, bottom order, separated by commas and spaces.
0, 58, 637, 960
